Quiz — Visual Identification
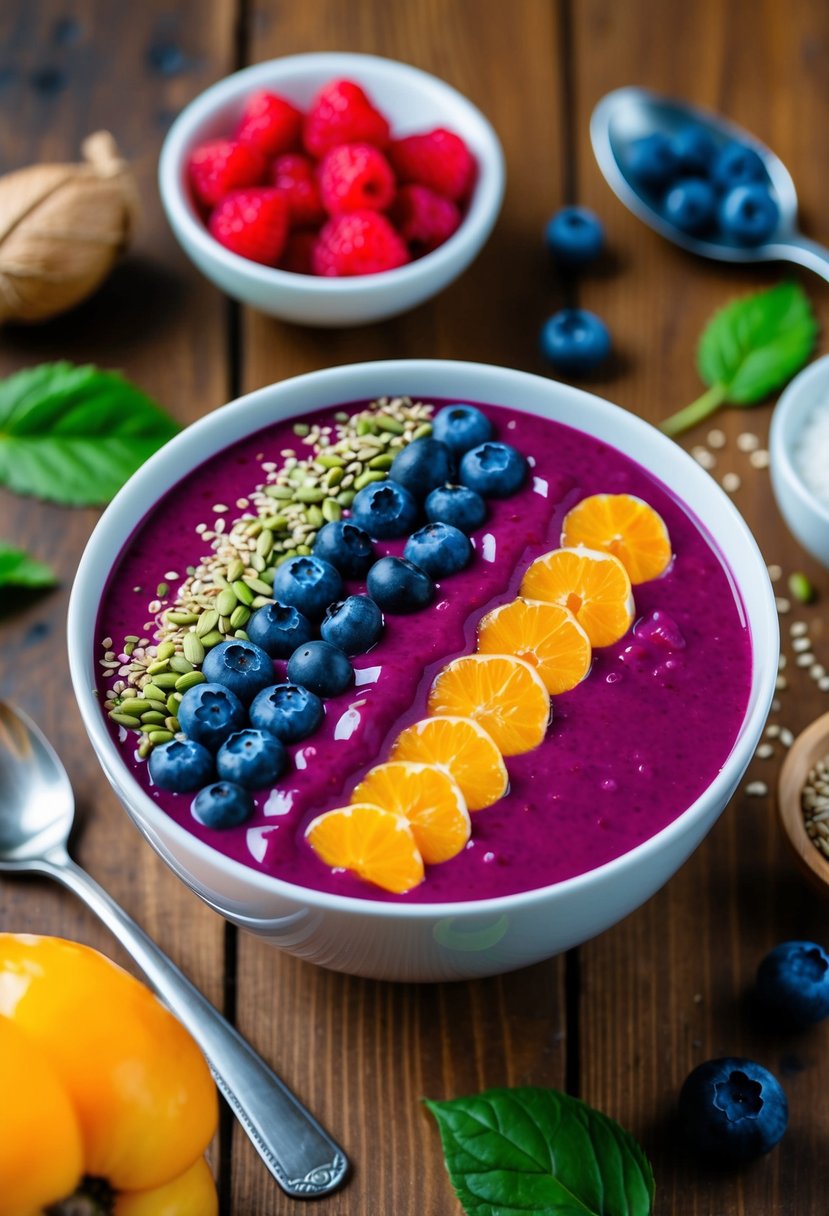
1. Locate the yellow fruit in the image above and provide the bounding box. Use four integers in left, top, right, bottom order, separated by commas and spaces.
519, 546, 634, 647
477, 598, 592, 694
389, 715, 508, 811
305, 803, 425, 894
351, 762, 470, 864
561, 493, 672, 584
427, 654, 550, 756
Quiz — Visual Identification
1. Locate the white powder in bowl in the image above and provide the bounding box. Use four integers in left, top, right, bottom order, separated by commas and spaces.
792, 398, 829, 509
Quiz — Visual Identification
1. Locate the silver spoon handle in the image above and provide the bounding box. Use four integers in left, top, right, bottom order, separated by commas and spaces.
767, 234, 829, 283
43, 853, 348, 1199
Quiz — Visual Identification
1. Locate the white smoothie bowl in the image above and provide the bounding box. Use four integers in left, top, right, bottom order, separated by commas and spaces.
69, 361, 778, 982
158, 52, 505, 327
769, 354, 829, 568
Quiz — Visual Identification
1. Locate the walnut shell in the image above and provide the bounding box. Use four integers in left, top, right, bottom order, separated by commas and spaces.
0, 131, 137, 324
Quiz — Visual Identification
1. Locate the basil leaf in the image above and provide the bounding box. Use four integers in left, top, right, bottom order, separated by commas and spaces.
697, 281, 817, 403
0, 542, 56, 588
0, 361, 179, 505
426, 1087, 654, 1216
660, 282, 817, 436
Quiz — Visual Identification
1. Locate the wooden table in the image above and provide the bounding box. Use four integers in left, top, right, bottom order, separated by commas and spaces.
2, 2, 828, 1212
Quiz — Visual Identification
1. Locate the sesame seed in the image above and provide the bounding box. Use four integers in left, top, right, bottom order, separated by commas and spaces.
737, 432, 760, 452
796, 653, 816, 668
776, 674, 788, 690
708, 428, 727, 449
790, 621, 809, 637
722, 472, 741, 493
772, 698, 782, 711
765, 724, 781, 738
749, 449, 770, 469
820, 677, 829, 692
778, 654, 787, 669
212, 504, 228, 514
811, 664, 826, 680
745, 781, 769, 796
692, 446, 716, 469
767, 564, 783, 582
776, 597, 791, 614
780, 728, 795, 748
792, 637, 811, 652
756, 743, 774, 759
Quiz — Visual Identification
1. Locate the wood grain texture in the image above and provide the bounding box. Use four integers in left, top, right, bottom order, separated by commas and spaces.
571, 1, 829, 1213
0, 0, 235, 1183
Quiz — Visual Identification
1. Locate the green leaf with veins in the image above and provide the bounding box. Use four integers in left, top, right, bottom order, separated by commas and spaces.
0, 542, 56, 588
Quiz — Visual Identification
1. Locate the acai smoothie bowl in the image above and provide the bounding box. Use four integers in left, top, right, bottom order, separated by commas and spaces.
68, 361, 778, 981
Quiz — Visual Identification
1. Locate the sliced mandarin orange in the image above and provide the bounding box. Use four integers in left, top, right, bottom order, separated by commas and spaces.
389, 715, 508, 811
561, 493, 672, 584
427, 654, 550, 756
477, 598, 592, 695
519, 546, 634, 648
351, 761, 470, 864
305, 803, 424, 894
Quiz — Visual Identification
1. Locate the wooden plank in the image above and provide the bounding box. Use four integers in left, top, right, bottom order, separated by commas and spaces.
232, 2, 570, 1210
0, 0, 234, 1188
571, 1, 829, 1212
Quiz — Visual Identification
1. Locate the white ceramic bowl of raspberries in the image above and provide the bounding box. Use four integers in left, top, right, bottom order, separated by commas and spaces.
69, 360, 779, 983
158, 52, 505, 326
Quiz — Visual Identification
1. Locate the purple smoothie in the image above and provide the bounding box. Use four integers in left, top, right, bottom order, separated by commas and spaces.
97, 399, 752, 903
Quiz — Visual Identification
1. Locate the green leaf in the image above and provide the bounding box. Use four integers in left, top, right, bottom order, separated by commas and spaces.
0, 362, 179, 505
426, 1087, 655, 1216
660, 282, 817, 437
0, 542, 56, 588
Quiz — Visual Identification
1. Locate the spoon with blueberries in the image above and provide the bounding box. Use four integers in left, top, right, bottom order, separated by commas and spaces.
589, 85, 829, 279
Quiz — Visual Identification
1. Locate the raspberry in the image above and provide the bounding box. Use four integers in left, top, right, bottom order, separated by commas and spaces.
270, 153, 325, 227
188, 139, 266, 208
389, 184, 461, 254
208, 188, 289, 265
236, 90, 303, 158
312, 211, 409, 277
279, 229, 317, 275
318, 143, 396, 214
388, 128, 475, 201
303, 79, 390, 159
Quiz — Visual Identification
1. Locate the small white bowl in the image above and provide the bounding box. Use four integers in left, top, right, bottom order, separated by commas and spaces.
158, 53, 505, 327
770, 355, 829, 568
68, 360, 778, 983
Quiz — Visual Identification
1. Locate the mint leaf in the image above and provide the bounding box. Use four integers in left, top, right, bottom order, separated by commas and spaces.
0, 361, 179, 505
426, 1087, 654, 1216
0, 542, 56, 588
661, 282, 817, 436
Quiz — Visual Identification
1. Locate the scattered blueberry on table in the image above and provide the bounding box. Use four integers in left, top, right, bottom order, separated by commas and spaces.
756, 940, 829, 1026
286, 639, 354, 697
425, 482, 487, 533
545, 205, 605, 268
539, 308, 611, 376
191, 780, 253, 829
321, 594, 384, 655
678, 1057, 788, 1161
177, 682, 246, 751
366, 555, 435, 613
216, 728, 287, 789
249, 681, 324, 743
246, 601, 313, 657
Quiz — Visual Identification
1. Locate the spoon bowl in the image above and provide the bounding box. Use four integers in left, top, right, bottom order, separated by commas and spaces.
0, 700, 348, 1198
590, 86, 829, 281
778, 711, 829, 898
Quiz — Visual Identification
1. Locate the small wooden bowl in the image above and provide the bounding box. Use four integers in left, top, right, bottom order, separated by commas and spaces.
778, 711, 829, 895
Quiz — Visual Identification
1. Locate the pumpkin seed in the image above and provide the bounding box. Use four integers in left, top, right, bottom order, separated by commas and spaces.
357, 418, 377, 435
245, 576, 273, 596
196, 609, 219, 637
146, 659, 170, 676
157, 641, 177, 661
230, 605, 251, 629
266, 485, 294, 500
256, 529, 274, 559
149, 730, 174, 745
216, 588, 238, 616
322, 498, 342, 523
293, 422, 310, 437
140, 710, 166, 725
354, 469, 387, 491
183, 634, 205, 665
117, 699, 150, 716
138, 739, 153, 759
166, 693, 180, 715
233, 579, 255, 606
175, 670, 207, 693
234, 629, 250, 641
294, 485, 326, 504
110, 712, 141, 728
251, 595, 272, 609
317, 452, 345, 469
306, 504, 324, 528
337, 490, 355, 507
325, 466, 344, 488
151, 673, 180, 689
227, 558, 245, 583
200, 629, 224, 648
165, 716, 180, 732
368, 452, 394, 470
376, 414, 405, 434
169, 655, 194, 675
143, 683, 166, 702
412, 422, 433, 439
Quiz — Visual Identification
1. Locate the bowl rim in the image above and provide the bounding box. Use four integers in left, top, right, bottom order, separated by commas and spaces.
68, 358, 779, 921
770, 353, 829, 527
158, 50, 506, 293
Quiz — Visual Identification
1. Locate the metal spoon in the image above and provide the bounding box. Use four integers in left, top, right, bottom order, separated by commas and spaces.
0, 701, 348, 1200
590, 86, 829, 282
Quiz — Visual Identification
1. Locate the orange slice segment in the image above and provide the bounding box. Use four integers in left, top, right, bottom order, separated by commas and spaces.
351, 762, 470, 864
305, 803, 424, 894
389, 716, 508, 811
519, 546, 634, 648
561, 493, 672, 584
427, 654, 550, 756
477, 598, 592, 695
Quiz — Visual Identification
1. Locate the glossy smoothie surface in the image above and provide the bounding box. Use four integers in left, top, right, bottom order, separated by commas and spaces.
98, 399, 753, 903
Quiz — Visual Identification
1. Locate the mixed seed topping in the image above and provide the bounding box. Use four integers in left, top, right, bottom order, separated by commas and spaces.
802, 755, 829, 862
99, 395, 433, 753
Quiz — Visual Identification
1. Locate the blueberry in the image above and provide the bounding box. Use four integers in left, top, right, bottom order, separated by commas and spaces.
458, 441, 528, 498
679, 1058, 788, 1161
544, 205, 604, 268
366, 556, 435, 613
404, 522, 472, 578
349, 480, 419, 539
271, 554, 343, 620
201, 639, 274, 704
177, 682, 246, 752
286, 640, 354, 697
313, 520, 374, 578
432, 404, 494, 455
321, 594, 383, 655
191, 781, 253, 829
246, 601, 312, 658
216, 728, 286, 789
718, 183, 779, 245
670, 124, 717, 175
148, 737, 214, 793
663, 177, 716, 234
425, 483, 487, 534
389, 438, 455, 499
249, 682, 324, 744
626, 132, 680, 190
756, 941, 829, 1026
539, 308, 611, 376
711, 140, 767, 191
